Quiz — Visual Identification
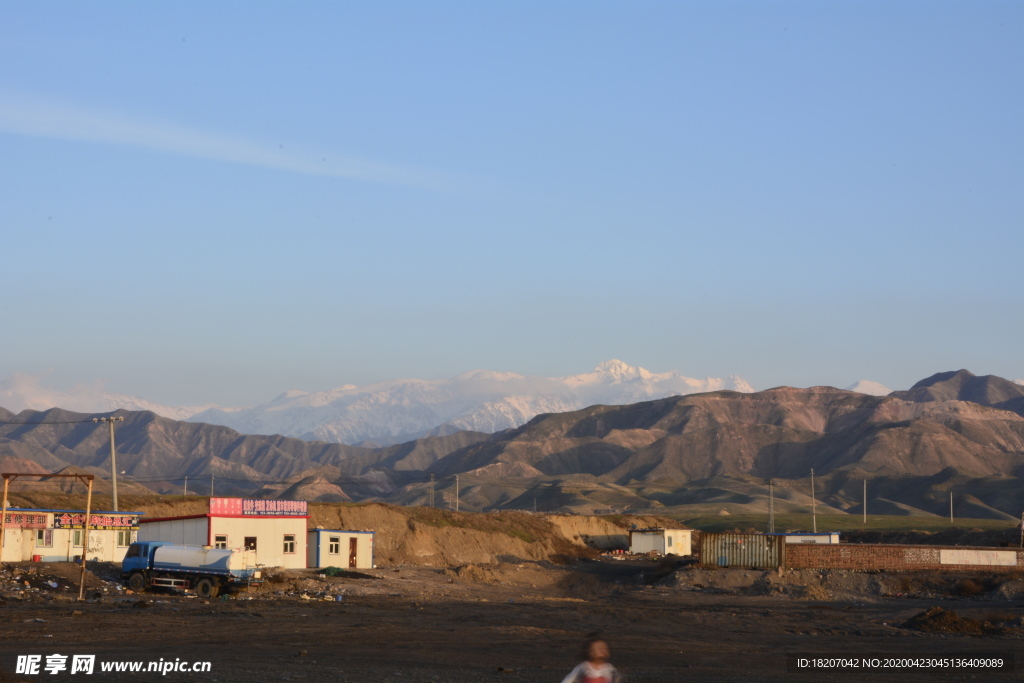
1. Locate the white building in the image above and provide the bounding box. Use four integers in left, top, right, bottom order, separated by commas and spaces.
138, 498, 308, 569
0, 508, 141, 563
307, 529, 374, 569
628, 528, 692, 556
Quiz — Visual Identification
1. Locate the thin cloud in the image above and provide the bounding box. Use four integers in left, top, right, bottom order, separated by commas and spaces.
0, 94, 451, 190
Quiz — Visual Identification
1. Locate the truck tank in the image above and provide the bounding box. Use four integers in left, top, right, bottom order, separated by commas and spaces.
152, 545, 257, 576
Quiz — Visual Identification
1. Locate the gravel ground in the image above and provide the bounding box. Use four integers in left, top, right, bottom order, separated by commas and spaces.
1, 559, 1023, 682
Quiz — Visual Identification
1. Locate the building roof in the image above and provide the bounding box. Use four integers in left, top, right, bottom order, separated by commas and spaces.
139, 514, 208, 524
3, 507, 143, 515
309, 528, 374, 534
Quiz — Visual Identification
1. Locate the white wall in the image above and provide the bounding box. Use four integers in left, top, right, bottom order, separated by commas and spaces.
2, 519, 136, 563
783, 533, 840, 545
629, 531, 665, 554
665, 530, 692, 556
210, 517, 308, 569
0, 528, 31, 562
138, 518, 208, 547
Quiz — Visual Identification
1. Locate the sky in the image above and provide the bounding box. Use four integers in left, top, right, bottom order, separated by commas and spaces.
1, 1, 1022, 407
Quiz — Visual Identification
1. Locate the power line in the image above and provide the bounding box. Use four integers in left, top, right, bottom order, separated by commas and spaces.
0, 419, 107, 425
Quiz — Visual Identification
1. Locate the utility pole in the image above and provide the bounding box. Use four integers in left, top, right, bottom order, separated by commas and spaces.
93, 416, 125, 511
950, 489, 954, 524
1019, 512, 1023, 549
429, 474, 434, 508
768, 479, 775, 534
210, 474, 215, 497
454, 475, 459, 513
78, 476, 93, 601
183, 475, 188, 497
863, 479, 867, 525
810, 468, 817, 533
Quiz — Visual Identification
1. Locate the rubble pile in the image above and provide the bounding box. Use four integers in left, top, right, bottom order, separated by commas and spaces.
0, 562, 123, 602
902, 607, 1024, 636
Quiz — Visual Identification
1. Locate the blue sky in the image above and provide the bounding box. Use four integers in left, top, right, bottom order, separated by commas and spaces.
1, 1, 1021, 406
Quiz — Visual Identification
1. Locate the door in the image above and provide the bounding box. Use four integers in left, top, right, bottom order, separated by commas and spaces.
349, 537, 358, 568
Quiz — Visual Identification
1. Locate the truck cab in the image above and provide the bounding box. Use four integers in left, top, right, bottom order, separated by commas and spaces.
121, 541, 170, 579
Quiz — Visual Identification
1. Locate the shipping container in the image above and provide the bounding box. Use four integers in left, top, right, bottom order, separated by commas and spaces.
699, 533, 785, 568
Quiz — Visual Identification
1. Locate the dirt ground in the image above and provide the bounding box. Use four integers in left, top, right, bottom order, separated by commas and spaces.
1, 558, 1023, 682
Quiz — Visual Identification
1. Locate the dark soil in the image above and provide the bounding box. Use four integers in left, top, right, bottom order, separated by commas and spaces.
1, 558, 1023, 681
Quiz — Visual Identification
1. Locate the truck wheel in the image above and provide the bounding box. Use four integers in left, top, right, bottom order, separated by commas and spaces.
195, 578, 219, 599
127, 572, 147, 592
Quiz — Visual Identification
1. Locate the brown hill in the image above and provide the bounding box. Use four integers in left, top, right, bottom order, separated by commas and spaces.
890, 369, 1024, 406
429, 386, 1024, 483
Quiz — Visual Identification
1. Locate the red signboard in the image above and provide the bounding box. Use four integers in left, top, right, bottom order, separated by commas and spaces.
210, 497, 307, 516
51, 513, 140, 531
2, 513, 48, 529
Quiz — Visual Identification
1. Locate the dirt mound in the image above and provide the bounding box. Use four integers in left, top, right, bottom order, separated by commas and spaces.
902, 607, 1024, 635
662, 567, 1021, 601
993, 579, 1024, 599
904, 607, 985, 634
444, 564, 500, 583
305, 503, 657, 567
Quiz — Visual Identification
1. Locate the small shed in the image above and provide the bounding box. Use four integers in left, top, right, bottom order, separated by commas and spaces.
772, 532, 840, 544
307, 529, 374, 569
628, 528, 692, 556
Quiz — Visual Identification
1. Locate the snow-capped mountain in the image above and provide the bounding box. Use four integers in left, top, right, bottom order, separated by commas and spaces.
844, 380, 892, 396
188, 360, 755, 445
0, 373, 213, 420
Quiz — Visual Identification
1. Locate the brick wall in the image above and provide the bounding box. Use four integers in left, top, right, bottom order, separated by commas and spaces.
785, 543, 1024, 572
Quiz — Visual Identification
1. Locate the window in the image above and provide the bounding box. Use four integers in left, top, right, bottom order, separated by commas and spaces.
667, 536, 673, 547
125, 544, 141, 559
244, 537, 257, 551
73, 530, 84, 547
283, 534, 295, 554
328, 536, 340, 555
117, 530, 132, 547
35, 529, 53, 547
214, 535, 228, 550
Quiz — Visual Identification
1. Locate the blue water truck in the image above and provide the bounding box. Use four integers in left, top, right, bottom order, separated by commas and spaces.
122, 541, 263, 599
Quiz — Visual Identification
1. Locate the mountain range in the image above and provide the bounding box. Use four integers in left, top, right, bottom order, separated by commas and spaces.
1, 362, 914, 446
3, 361, 757, 445
2, 368, 1024, 519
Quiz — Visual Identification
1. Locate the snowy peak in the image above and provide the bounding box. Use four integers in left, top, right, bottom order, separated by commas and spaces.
188, 361, 756, 445
844, 380, 892, 396
453, 369, 526, 383
592, 359, 646, 380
